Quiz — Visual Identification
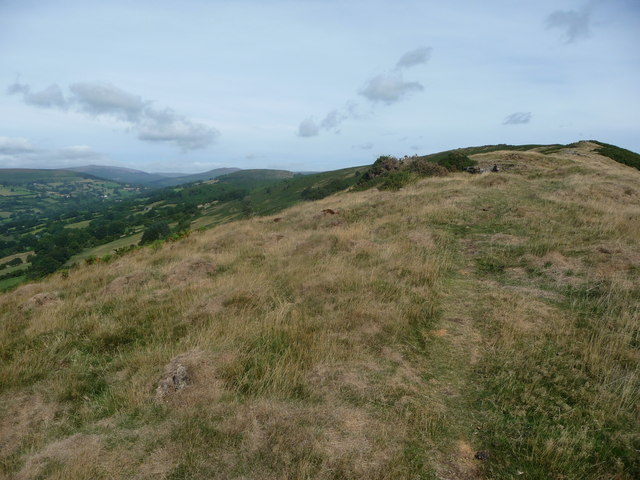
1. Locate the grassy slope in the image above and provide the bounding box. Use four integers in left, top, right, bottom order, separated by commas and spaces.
0, 142, 638, 479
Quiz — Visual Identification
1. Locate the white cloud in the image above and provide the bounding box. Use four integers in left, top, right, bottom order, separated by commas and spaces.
69, 82, 147, 121
138, 108, 219, 150
7, 82, 68, 109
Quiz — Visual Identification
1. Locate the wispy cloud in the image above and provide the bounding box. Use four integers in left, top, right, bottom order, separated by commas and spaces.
7, 81, 219, 150
7, 82, 68, 109
545, 3, 594, 43
69, 82, 147, 121
0, 136, 37, 155
359, 74, 423, 104
503, 112, 532, 125
297, 101, 365, 137
55, 145, 104, 162
352, 142, 374, 150
0, 138, 107, 168
395, 46, 433, 70
298, 46, 431, 138
297, 118, 320, 137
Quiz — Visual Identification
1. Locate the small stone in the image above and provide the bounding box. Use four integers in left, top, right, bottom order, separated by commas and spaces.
474, 450, 490, 461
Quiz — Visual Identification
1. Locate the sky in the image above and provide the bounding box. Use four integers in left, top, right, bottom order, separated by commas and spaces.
1, 0, 639, 173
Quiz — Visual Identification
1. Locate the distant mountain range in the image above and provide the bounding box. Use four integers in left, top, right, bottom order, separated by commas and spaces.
66, 165, 242, 187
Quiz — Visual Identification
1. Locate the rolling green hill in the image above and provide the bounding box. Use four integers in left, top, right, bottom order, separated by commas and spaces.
67, 165, 169, 185
0, 168, 96, 184
148, 167, 242, 187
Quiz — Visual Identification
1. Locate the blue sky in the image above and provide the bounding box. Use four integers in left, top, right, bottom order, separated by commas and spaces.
1, 0, 638, 173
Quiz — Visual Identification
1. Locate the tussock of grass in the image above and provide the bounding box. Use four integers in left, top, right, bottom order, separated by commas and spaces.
0, 141, 639, 479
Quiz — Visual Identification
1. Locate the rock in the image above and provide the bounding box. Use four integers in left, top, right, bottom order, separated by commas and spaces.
156, 362, 190, 399
474, 450, 490, 461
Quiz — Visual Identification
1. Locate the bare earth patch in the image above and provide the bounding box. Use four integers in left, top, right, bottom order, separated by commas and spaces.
22, 291, 60, 310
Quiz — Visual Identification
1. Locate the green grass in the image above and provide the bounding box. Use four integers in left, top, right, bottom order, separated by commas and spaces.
67, 233, 143, 263
64, 219, 92, 229
0, 186, 32, 196
0, 274, 25, 292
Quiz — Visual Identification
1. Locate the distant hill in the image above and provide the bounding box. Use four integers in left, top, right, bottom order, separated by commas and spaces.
67, 165, 168, 185
68, 165, 245, 187
148, 167, 242, 187
216, 169, 296, 188
149, 171, 188, 178
0, 168, 97, 185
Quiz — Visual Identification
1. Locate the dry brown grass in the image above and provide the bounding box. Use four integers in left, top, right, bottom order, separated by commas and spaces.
0, 141, 638, 479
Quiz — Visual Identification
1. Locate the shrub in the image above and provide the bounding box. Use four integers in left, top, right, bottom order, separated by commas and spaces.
360, 155, 401, 182
379, 170, 414, 191
408, 159, 449, 177
436, 151, 476, 171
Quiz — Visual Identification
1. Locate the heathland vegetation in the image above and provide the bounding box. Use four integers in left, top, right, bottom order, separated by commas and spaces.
0, 141, 638, 479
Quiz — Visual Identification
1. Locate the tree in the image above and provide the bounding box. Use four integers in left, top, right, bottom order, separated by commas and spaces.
139, 222, 170, 245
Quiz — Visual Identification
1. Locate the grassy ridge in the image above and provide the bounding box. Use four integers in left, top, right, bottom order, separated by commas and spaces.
592, 140, 640, 170
0, 143, 638, 479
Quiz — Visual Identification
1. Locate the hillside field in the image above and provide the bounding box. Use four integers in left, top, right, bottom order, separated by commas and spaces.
0, 142, 638, 479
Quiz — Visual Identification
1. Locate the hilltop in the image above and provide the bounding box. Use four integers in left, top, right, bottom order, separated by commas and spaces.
0, 141, 639, 479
